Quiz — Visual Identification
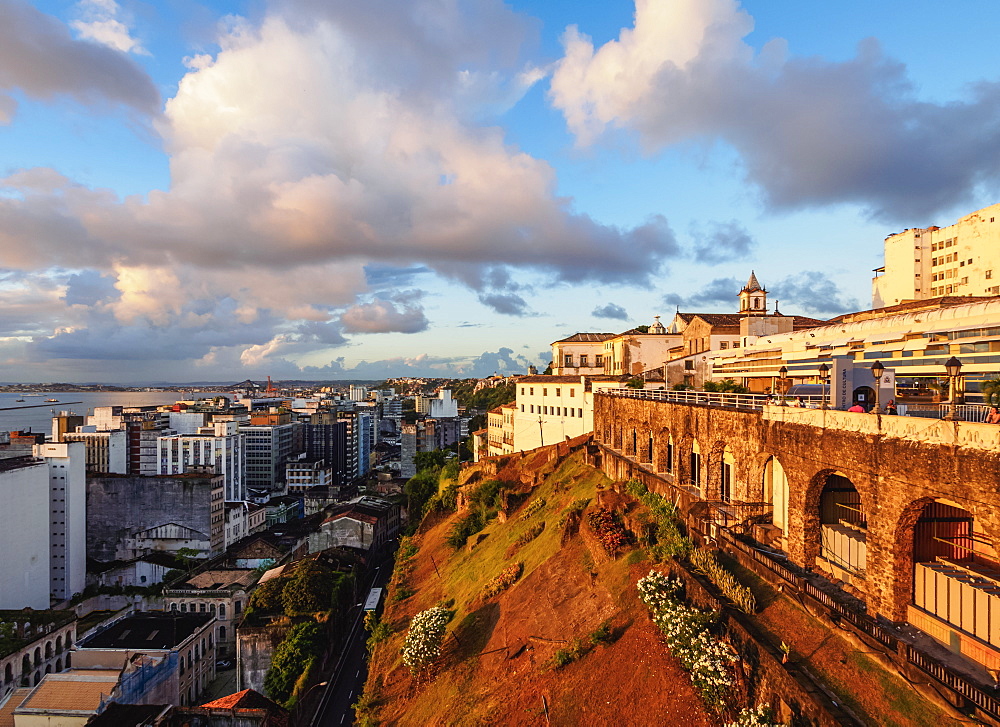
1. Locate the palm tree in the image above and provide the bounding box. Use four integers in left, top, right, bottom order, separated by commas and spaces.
981, 378, 1000, 406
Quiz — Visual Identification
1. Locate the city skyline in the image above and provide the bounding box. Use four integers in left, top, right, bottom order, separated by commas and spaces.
3, 0, 1000, 382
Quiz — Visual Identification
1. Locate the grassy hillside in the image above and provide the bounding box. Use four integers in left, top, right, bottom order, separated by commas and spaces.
356, 447, 716, 726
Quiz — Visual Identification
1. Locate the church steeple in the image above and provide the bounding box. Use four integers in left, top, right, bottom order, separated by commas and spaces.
739, 270, 768, 315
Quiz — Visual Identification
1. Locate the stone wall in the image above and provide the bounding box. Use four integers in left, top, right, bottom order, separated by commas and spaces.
86, 473, 218, 562
594, 394, 1000, 621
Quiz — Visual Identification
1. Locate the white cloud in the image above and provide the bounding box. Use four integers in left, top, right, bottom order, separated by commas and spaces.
71, 0, 148, 55
550, 0, 1000, 221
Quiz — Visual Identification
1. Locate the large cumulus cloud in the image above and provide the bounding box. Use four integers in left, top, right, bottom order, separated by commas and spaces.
550, 0, 1000, 221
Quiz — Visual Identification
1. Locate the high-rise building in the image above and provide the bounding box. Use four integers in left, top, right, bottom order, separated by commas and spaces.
33, 442, 87, 601
157, 421, 246, 501
305, 413, 349, 489
238, 418, 302, 497
873, 202, 1000, 308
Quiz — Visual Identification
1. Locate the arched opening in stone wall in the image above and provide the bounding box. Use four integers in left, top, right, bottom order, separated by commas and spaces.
645, 429, 654, 464
4, 662, 12, 685
763, 456, 789, 549
720, 446, 735, 503
655, 430, 673, 474
628, 428, 637, 457
902, 499, 1000, 658
689, 439, 702, 495
816, 473, 867, 579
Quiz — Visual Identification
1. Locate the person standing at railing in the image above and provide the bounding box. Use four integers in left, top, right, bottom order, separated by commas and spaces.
885, 399, 898, 415
847, 402, 865, 413
987, 407, 1000, 424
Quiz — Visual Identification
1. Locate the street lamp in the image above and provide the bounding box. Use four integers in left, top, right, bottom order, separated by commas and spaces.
944, 356, 962, 420
293, 681, 329, 725
777, 366, 788, 403
818, 362, 830, 410
870, 360, 885, 414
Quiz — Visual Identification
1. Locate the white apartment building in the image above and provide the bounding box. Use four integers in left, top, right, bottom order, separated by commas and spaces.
873, 201, 1000, 308
62, 429, 128, 474
157, 421, 246, 501
0, 457, 50, 609
285, 458, 333, 493
169, 410, 208, 435
33, 442, 86, 601
511, 375, 626, 453
349, 385, 368, 401
238, 420, 301, 496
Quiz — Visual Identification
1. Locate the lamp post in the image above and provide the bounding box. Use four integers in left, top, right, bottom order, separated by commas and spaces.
870, 360, 885, 414
944, 356, 962, 421
818, 362, 830, 410
778, 366, 788, 403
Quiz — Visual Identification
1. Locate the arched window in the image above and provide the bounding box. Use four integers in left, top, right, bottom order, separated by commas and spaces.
45, 642, 52, 659
65, 635, 72, 649
180, 603, 187, 613
55, 658, 62, 672
33, 648, 40, 667
55, 636, 62, 655
763, 457, 789, 539
690, 441, 702, 491
170, 603, 178, 611
219, 605, 226, 619
721, 447, 735, 503
5, 662, 12, 684
219, 625, 226, 641
65, 653, 71, 668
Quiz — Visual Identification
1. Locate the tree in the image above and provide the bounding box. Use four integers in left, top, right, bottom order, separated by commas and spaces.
626, 377, 645, 389
282, 560, 335, 615
982, 377, 1000, 406
413, 450, 447, 471
401, 606, 450, 676
248, 577, 286, 614
264, 621, 324, 704
176, 547, 199, 573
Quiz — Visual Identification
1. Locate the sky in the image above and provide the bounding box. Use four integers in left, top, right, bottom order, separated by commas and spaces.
2, 0, 1000, 383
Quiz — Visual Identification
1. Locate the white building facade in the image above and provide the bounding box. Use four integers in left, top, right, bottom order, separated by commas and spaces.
0, 457, 50, 609
157, 421, 246, 501
32, 442, 87, 601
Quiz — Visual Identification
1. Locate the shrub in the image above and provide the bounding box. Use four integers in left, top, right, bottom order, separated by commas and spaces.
689, 548, 756, 614
637, 570, 737, 710
446, 510, 488, 549
281, 560, 335, 616
398, 536, 419, 561
725, 705, 783, 727
558, 498, 590, 528
626, 479, 692, 560
401, 606, 451, 676
520, 497, 546, 519
507, 522, 545, 557
482, 562, 523, 599
588, 507, 631, 556
589, 620, 613, 646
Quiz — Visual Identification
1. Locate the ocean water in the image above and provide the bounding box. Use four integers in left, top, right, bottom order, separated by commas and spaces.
0, 391, 231, 437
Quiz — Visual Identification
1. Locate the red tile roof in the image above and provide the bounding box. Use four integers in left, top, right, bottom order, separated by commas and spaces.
201, 689, 286, 712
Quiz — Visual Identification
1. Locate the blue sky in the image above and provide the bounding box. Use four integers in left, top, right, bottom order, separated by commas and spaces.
2, 0, 1000, 383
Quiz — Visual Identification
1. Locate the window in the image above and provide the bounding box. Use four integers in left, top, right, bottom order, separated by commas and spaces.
720, 342, 728, 350
543, 388, 548, 396
577, 408, 583, 417
519, 387, 524, 395
555, 388, 560, 396
596, 355, 604, 366
219, 605, 226, 618
564, 354, 573, 366
569, 389, 575, 397
520, 404, 524, 412
733, 340, 740, 348
529, 388, 534, 395
580, 355, 589, 366
987, 270, 993, 280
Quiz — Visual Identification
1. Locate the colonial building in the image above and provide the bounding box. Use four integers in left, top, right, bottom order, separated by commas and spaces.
550, 333, 615, 375
0, 610, 76, 696
164, 569, 257, 658
485, 403, 515, 457
511, 375, 627, 453
666, 273, 824, 389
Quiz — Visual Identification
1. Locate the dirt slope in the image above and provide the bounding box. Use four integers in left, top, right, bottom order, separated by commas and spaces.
361, 449, 718, 726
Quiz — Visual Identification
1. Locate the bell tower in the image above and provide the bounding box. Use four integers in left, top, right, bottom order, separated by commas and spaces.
739, 271, 767, 315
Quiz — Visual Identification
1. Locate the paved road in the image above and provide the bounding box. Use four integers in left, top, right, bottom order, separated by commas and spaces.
310, 552, 395, 726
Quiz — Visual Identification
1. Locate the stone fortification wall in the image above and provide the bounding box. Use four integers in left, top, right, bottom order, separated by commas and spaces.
593, 394, 1000, 621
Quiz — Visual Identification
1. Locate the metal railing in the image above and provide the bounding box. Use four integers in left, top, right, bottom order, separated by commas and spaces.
602, 388, 827, 410
905, 403, 992, 422
907, 646, 1000, 719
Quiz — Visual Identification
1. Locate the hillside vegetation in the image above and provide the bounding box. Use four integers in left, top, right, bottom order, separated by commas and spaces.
356, 445, 716, 726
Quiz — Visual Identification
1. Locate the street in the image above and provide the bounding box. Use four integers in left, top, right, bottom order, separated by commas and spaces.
309, 552, 395, 726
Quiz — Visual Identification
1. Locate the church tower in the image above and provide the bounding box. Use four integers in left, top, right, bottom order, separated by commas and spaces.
739, 271, 767, 315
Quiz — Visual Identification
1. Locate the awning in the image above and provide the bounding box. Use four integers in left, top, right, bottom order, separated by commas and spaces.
903, 339, 929, 351
864, 333, 906, 343
867, 341, 907, 352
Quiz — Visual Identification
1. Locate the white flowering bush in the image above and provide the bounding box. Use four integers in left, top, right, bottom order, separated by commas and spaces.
401, 606, 450, 676
638, 570, 738, 709
725, 705, 783, 727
